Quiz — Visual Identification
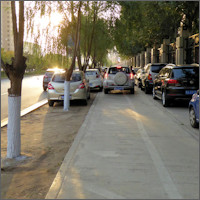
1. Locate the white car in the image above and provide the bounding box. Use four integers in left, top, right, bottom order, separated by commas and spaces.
85, 69, 103, 91
103, 65, 135, 94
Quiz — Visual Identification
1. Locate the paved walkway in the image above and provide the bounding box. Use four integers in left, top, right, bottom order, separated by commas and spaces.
46, 91, 198, 199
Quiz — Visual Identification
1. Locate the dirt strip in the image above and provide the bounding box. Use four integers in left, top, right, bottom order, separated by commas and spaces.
1, 92, 97, 199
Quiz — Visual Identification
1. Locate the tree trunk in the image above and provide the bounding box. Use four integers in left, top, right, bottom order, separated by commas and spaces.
77, 43, 82, 71
4, 1, 26, 158
82, 2, 97, 72
64, 2, 82, 111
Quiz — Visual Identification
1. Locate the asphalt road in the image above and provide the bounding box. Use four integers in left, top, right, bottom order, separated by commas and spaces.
1, 75, 47, 121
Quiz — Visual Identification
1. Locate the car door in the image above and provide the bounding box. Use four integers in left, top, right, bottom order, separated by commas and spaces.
154, 68, 166, 98
195, 90, 199, 121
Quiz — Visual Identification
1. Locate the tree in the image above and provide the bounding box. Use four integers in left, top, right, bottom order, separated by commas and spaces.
63, 1, 82, 111
1, 1, 26, 158
112, 1, 199, 57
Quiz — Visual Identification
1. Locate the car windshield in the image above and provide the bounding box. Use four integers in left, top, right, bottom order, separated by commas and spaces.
52, 74, 65, 83
52, 73, 81, 83
151, 65, 166, 73
109, 67, 130, 74
45, 71, 54, 77
85, 71, 97, 75
172, 67, 199, 79
71, 73, 82, 82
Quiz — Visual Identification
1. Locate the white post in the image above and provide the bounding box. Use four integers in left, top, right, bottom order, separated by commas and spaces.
7, 96, 21, 158
64, 81, 70, 111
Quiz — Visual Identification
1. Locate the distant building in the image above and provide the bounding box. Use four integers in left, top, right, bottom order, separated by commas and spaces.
1, 1, 14, 52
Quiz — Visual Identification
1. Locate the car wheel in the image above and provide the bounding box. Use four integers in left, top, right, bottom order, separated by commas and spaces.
130, 88, 134, 94
189, 107, 199, 128
43, 86, 47, 91
87, 92, 90, 100
145, 85, 149, 94
114, 72, 127, 85
162, 91, 169, 107
83, 99, 88, 106
48, 100, 54, 107
104, 89, 108, 94
99, 87, 103, 92
152, 87, 157, 100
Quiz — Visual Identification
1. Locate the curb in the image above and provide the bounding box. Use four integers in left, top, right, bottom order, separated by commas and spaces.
1, 99, 48, 128
45, 93, 99, 199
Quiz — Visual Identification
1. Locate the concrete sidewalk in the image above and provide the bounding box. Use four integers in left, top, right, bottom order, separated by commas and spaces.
46, 91, 198, 199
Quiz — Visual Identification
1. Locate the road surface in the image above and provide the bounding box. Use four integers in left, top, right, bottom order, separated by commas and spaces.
46, 87, 198, 199
1, 75, 47, 121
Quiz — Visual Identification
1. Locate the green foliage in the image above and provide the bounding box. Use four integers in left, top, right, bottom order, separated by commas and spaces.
90, 18, 114, 66
113, 1, 199, 57
1, 48, 14, 65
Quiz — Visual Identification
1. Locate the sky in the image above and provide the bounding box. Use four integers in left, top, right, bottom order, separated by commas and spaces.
23, 1, 120, 55
24, 1, 64, 54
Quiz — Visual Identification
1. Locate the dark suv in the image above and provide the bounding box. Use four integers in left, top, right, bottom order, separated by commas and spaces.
153, 64, 199, 107
141, 63, 167, 94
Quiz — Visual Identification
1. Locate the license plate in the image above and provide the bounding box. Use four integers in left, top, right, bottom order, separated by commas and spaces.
185, 90, 196, 95
114, 86, 124, 90
61, 95, 71, 100
89, 83, 93, 87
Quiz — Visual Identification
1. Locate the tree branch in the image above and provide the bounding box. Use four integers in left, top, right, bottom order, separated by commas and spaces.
11, 1, 18, 57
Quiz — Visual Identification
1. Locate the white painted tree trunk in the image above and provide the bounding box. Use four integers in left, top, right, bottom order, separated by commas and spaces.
7, 96, 21, 158
63, 81, 70, 111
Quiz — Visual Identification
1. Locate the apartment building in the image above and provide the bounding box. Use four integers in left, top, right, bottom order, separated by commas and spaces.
1, 1, 14, 52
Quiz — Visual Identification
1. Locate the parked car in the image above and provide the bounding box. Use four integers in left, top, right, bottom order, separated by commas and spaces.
85, 69, 103, 91
43, 68, 61, 91
189, 90, 199, 128
135, 68, 145, 88
141, 63, 168, 93
153, 64, 199, 107
132, 67, 140, 75
47, 70, 90, 107
103, 65, 135, 94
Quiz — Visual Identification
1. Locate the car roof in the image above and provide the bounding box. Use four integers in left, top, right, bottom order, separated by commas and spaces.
163, 64, 199, 70
150, 63, 168, 66
86, 69, 99, 71
110, 65, 129, 68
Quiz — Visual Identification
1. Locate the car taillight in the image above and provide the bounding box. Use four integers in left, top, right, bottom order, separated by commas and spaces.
130, 73, 134, 79
148, 74, 152, 80
78, 83, 85, 89
167, 79, 179, 86
48, 83, 54, 90
104, 73, 108, 79
117, 66, 122, 69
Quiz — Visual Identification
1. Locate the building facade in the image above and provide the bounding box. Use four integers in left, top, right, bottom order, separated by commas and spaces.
1, 1, 14, 52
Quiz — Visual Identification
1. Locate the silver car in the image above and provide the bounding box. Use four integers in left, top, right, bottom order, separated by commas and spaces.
103, 65, 135, 94
85, 69, 103, 91
47, 70, 90, 106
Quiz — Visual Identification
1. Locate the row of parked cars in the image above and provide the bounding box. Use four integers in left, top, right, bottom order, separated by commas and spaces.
134, 63, 199, 128
44, 65, 135, 108
43, 68, 104, 107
